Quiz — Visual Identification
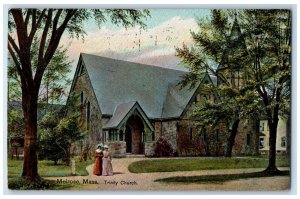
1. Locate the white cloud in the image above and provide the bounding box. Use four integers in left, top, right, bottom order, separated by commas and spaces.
60, 16, 199, 70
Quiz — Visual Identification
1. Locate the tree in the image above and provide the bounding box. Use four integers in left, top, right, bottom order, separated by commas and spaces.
38, 110, 64, 165
8, 39, 72, 105
239, 10, 291, 173
8, 40, 72, 162
176, 10, 261, 157
8, 9, 150, 181
177, 9, 291, 173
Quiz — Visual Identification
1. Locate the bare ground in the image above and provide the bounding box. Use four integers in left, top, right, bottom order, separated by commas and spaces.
45, 157, 290, 191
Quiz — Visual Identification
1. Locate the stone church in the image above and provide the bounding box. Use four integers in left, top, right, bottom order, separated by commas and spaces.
68, 18, 259, 157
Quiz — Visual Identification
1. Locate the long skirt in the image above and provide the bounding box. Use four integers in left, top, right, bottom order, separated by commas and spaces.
102, 158, 113, 176
93, 157, 102, 175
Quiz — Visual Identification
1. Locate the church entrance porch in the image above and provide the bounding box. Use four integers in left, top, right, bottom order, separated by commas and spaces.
125, 115, 145, 154
102, 101, 155, 157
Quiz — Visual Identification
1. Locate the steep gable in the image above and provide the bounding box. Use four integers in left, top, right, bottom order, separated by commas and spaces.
79, 53, 191, 119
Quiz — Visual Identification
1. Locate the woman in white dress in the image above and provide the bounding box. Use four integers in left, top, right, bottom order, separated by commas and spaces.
102, 145, 113, 176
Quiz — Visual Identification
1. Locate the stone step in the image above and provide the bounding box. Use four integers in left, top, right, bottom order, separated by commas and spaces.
125, 154, 145, 158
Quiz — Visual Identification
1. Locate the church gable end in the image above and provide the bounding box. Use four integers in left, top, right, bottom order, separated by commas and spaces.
68, 55, 103, 147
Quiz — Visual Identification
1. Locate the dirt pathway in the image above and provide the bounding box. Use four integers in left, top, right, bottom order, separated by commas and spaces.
46, 157, 290, 191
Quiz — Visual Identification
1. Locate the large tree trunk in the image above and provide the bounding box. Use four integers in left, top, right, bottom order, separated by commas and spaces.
225, 119, 240, 157
22, 89, 39, 181
264, 117, 279, 174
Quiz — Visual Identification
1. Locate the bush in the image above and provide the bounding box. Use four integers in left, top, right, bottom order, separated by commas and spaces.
8, 177, 55, 190
154, 136, 174, 157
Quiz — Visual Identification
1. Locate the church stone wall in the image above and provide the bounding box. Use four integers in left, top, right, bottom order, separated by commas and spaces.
232, 119, 259, 156
71, 66, 103, 149
145, 141, 155, 156
108, 141, 126, 158
162, 120, 178, 151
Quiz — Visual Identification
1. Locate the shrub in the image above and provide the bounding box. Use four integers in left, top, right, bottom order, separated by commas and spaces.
8, 177, 55, 190
154, 136, 174, 157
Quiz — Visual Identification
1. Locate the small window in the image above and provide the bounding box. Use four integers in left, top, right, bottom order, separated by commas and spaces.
189, 127, 194, 140
86, 101, 91, 130
81, 92, 84, 107
119, 130, 124, 141
259, 137, 264, 149
200, 127, 207, 142
152, 131, 155, 141
108, 131, 112, 141
281, 137, 286, 148
259, 122, 264, 132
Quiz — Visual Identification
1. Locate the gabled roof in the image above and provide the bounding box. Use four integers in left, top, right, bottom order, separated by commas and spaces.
103, 101, 154, 131
161, 82, 198, 118
73, 53, 218, 120
78, 53, 189, 119
103, 101, 136, 129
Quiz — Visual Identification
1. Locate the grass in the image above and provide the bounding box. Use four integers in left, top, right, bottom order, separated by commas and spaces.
155, 170, 290, 184
8, 156, 94, 179
128, 156, 290, 173
8, 156, 94, 190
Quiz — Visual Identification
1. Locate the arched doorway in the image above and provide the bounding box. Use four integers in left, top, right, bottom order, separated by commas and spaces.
125, 115, 145, 154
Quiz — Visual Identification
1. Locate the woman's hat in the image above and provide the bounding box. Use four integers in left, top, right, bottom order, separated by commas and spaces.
97, 143, 103, 148
104, 145, 109, 149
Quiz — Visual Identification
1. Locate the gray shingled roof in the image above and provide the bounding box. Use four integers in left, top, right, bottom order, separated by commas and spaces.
81, 53, 192, 119
102, 101, 136, 129
79, 53, 216, 119
161, 82, 199, 118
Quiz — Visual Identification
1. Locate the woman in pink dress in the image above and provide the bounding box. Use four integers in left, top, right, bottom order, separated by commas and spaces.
102, 145, 113, 176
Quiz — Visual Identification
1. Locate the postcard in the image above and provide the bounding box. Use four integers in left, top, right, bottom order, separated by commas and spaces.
6, 7, 292, 192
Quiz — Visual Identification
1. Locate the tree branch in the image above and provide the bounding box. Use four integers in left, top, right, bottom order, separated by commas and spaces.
28, 9, 47, 44
8, 34, 20, 56
37, 9, 53, 68
24, 9, 31, 27
8, 42, 23, 80
11, 9, 27, 48
34, 9, 77, 87
52, 9, 63, 33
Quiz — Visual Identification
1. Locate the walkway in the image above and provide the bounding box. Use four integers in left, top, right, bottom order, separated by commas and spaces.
46, 157, 290, 191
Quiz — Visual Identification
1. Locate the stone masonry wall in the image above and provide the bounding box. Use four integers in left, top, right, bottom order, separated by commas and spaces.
232, 119, 259, 156
145, 141, 155, 156
71, 64, 103, 149
108, 141, 126, 158
162, 121, 178, 151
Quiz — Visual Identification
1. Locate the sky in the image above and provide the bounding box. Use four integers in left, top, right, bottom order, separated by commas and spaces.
60, 9, 211, 74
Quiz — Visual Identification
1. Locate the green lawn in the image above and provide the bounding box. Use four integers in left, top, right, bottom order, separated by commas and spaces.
128, 156, 290, 173
8, 157, 94, 179
8, 157, 94, 190
155, 170, 290, 184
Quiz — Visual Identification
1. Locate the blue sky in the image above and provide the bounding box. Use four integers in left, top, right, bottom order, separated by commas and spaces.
84, 9, 211, 32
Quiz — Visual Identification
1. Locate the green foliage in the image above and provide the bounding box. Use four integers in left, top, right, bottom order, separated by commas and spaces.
8, 177, 55, 190
38, 94, 83, 164
176, 9, 291, 161
7, 104, 24, 138
8, 40, 72, 104
38, 111, 64, 163
54, 115, 84, 165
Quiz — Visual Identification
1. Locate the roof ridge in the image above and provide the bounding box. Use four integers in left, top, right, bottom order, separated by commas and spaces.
80, 52, 187, 73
